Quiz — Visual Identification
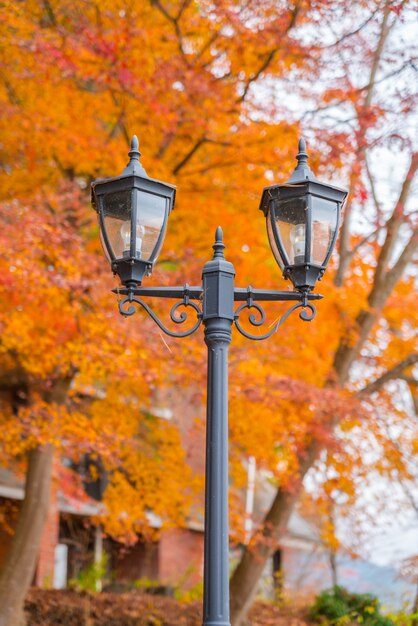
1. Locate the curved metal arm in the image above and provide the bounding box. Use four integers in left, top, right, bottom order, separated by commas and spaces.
118, 291, 202, 338
234, 299, 316, 341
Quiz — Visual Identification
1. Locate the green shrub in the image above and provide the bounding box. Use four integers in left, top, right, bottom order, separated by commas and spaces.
174, 580, 204, 603
308, 586, 395, 625
385, 609, 418, 626
69, 553, 108, 592
133, 577, 161, 592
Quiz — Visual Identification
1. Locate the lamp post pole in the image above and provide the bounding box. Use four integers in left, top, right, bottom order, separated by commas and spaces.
113, 231, 321, 626
91, 136, 347, 626
202, 228, 235, 626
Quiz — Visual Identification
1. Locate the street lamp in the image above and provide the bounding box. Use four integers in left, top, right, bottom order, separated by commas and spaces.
91, 136, 347, 626
91, 135, 176, 287
260, 138, 346, 291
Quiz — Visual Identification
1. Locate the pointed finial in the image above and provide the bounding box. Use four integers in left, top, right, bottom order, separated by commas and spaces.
121, 134, 147, 177
213, 226, 225, 259
287, 136, 316, 183
128, 135, 141, 161
296, 137, 308, 165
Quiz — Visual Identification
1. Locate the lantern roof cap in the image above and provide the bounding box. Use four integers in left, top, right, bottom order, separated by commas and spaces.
120, 135, 148, 177
287, 137, 318, 184
91, 133, 176, 205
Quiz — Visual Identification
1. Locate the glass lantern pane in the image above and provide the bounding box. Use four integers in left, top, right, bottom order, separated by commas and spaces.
102, 189, 132, 259
267, 215, 285, 270
134, 191, 167, 262
273, 196, 308, 265
99, 229, 111, 263
311, 197, 338, 265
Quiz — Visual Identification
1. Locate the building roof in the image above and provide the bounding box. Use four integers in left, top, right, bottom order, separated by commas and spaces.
0, 467, 101, 517
0, 464, 323, 547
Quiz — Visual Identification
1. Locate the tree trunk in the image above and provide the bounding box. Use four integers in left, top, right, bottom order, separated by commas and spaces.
230, 488, 295, 626
272, 549, 283, 599
0, 444, 54, 626
230, 443, 318, 626
330, 551, 338, 588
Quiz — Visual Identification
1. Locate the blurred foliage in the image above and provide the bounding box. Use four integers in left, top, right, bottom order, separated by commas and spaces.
309, 586, 395, 626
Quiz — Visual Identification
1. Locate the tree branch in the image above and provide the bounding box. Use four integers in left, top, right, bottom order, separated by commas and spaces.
376, 231, 417, 306
364, 2, 392, 108
237, 48, 278, 104
236, 0, 302, 104
400, 376, 418, 386
365, 155, 382, 218
320, 7, 381, 50
150, 0, 192, 67
150, 0, 173, 22
357, 354, 418, 396
333, 153, 417, 384
370, 153, 418, 304
334, 3, 395, 288
175, 0, 192, 22
334, 170, 356, 287
193, 32, 219, 65
351, 227, 381, 255
41, 0, 57, 27
172, 137, 232, 175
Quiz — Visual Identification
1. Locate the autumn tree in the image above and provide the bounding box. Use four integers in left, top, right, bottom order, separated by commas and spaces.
228, 4, 417, 623
0, 185, 194, 625
0, 1, 416, 625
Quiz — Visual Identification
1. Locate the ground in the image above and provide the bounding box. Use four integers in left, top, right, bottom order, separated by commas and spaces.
25, 590, 311, 625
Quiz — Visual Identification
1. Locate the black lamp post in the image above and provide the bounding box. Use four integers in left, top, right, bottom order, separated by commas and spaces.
91, 136, 347, 626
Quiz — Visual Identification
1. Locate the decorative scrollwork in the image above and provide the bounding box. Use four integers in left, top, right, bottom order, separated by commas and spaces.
118, 289, 202, 338
234, 299, 316, 341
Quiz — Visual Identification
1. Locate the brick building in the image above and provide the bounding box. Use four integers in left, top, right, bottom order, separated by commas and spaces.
0, 385, 327, 594
0, 465, 207, 591
0, 462, 327, 595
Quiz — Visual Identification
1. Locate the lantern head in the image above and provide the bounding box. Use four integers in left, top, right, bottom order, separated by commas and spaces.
259, 138, 347, 292
91, 136, 176, 287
